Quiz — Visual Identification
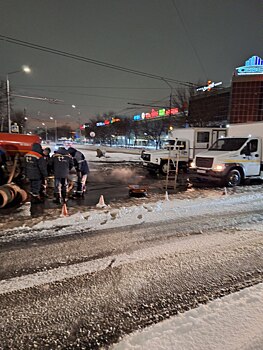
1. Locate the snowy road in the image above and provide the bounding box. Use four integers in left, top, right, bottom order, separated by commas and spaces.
0, 187, 263, 349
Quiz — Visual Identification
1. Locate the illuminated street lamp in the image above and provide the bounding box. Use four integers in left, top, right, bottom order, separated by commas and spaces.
42, 122, 48, 141
72, 104, 82, 139
50, 116, 58, 143
6, 65, 31, 133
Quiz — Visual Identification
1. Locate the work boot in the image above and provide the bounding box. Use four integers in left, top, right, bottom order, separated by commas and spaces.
53, 194, 62, 204
70, 191, 82, 199
76, 191, 84, 198
62, 196, 68, 204
30, 193, 43, 204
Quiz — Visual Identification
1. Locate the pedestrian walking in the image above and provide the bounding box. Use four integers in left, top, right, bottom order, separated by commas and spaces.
24, 143, 48, 203
50, 147, 74, 204
67, 147, 90, 197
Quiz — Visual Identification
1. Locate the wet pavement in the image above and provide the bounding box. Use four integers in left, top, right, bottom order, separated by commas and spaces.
1, 159, 261, 225
33, 161, 189, 215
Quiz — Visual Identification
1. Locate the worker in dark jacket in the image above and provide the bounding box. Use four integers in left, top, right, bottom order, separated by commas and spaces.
43, 147, 52, 174
24, 143, 48, 202
68, 147, 90, 197
41, 147, 52, 198
50, 147, 74, 204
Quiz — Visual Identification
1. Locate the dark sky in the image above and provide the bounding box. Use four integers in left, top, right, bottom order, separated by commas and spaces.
0, 0, 262, 128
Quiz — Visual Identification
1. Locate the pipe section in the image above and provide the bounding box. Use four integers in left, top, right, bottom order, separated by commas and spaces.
0, 183, 27, 209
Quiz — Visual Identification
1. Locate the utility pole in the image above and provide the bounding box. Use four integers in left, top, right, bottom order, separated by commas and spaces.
50, 116, 58, 143
6, 76, 11, 133
6, 66, 31, 133
162, 78, 173, 132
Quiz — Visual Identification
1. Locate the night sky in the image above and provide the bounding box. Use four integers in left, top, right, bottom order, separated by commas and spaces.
0, 0, 262, 128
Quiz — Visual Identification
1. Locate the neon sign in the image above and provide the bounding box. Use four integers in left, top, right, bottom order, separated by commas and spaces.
196, 80, 222, 92
133, 107, 179, 121
96, 117, 121, 127
235, 55, 263, 75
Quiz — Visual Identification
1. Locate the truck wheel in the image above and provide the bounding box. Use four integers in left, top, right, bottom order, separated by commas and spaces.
160, 162, 169, 175
226, 169, 241, 187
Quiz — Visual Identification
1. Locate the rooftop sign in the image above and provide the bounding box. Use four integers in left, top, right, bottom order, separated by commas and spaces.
196, 80, 222, 92
235, 55, 263, 75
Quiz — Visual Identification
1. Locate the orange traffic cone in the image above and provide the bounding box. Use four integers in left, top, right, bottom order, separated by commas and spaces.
61, 202, 69, 217
96, 194, 107, 208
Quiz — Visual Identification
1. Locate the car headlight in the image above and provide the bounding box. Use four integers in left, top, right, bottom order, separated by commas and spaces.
213, 164, 225, 171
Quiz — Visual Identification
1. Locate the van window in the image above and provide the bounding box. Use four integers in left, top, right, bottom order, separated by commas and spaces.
197, 132, 209, 143
249, 139, 258, 153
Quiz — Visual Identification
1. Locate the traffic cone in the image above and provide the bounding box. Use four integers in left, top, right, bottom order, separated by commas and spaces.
61, 202, 69, 217
96, 194, 107, 208
165, 191, 170, 201
222, 187, 228, 195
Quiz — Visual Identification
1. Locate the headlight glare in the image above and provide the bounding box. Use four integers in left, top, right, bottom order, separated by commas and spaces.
213, 164, 225, 171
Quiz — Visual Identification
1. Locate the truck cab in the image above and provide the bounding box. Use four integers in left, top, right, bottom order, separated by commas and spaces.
190, 136, 263, 186
141, 138, 190, 174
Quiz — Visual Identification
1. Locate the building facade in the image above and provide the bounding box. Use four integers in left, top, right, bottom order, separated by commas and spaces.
188, 55, 263, 126
188, 87, 230, 127
229, 56, 263, 123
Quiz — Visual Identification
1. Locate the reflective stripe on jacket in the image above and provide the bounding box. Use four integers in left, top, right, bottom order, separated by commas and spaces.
24, 151, 48, 180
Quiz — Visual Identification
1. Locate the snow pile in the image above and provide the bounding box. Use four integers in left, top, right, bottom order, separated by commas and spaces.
32, 191, 263, 231
1, 190, 263, 244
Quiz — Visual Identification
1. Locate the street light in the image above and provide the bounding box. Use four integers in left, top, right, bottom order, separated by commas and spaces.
6, 65, 31, 133
50, 116, 58, 143
72, 104, 82, 139
42, 122, 48, 142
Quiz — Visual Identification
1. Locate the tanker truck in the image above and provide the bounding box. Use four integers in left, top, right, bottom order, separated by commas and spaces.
0, 133, 41, 208
190, 121, 263, 187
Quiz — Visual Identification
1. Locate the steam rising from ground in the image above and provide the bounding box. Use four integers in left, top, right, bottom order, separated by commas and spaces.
110, 168, 143, 184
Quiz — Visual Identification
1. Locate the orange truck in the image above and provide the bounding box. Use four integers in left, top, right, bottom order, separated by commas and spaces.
0, 132, 41, 185
0, 133, 41, 157
0, 133, 42, 208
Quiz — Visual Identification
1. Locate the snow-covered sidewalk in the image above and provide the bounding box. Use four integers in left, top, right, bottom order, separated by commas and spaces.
112, 283, 263, 350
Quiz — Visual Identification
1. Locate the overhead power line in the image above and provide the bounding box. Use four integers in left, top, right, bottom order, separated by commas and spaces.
15, 84, 171, 90
0, 34, 196, 87
12, 94, 64, 104
170, 0, 208, 79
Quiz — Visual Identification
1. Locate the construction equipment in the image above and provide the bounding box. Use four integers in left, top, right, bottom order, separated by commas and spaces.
164, 146, 180, 191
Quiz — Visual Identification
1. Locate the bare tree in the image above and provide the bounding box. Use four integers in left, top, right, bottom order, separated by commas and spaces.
172, 85, 197, 127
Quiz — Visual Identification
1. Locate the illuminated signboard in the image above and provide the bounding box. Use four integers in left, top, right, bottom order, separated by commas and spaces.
235, 55, 263, 75
133, 107, 179, 121
96, 117, 121, 127
196, 80, 222, 92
